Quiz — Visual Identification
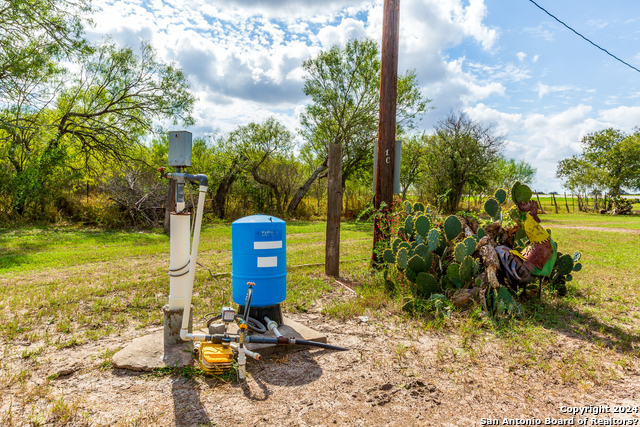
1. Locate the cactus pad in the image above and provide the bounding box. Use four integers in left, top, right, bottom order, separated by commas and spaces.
414, 243, 430, 259
398, 241, 411, 252
435, 230, 448, 256
511, 180, 532, 204
396, 248, 408, 269
484, 197, 500, 219
408, 254, 427, 274
555, 254, 574, 276
413, 202, 425, 212
383, 249, 395, 264
572, 262, 582, 272
459, 255, 478, 282
427, 229, 440, 252
392, 237, 402, 254
446, 263, 462, 288
444, 215, 462, 241
454, 237, 477, 262
415, 215, 431, 237
404, 201, 412, 214
494, 188, 507, 204
477, 227, 486, 239
404, 215, 414, 235
416, 234, 424, 245
508, 205, 526, 222
416, 273, 438, 299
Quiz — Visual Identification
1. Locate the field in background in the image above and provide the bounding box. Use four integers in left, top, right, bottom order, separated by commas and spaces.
0, 213, 639, 424
461, 194, 640, 214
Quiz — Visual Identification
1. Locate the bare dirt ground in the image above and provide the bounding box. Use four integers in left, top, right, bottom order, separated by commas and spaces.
1, 289, 639, 427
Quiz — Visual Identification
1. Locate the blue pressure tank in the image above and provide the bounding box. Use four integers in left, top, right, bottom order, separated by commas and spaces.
232, 214, 287, 307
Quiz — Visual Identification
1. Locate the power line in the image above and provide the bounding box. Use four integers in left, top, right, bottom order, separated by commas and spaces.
527, 0, 640, 74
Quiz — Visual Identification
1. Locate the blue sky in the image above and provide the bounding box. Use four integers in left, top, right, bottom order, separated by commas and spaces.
87, 0, 640, 192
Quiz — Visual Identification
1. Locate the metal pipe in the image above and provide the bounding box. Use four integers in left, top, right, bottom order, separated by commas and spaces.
230, 344, 262, 361
264, 316, 282, 338
237, 347, 246, 380
168, 213, 191, 310
180, 185, 208, 342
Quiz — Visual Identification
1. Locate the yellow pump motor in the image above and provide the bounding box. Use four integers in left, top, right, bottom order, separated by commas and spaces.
198, 342, 234, 373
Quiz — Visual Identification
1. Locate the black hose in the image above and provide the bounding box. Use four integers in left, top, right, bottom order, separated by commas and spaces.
203, 314, 266, 333
246, 336, 348, 351
295, 339, 349, 351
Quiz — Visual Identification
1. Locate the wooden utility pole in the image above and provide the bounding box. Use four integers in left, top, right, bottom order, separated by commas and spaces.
325, 144, 343, 277
373, 0, 400, 264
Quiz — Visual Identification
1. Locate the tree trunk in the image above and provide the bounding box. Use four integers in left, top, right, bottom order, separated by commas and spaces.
250, 167, 283, 215
287, 159, 328, 214
211, 157, 243, 219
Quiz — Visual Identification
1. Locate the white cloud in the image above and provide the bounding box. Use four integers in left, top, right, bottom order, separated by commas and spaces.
317, 17, 367, 48
516, 52, 526, 62
532, 55, 539, 63
535, 82, 575, 99
597, 106, 640, 129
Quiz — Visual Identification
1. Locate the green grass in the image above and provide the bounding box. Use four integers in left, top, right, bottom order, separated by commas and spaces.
0, 220, 374, 344
0, 213, 638, 391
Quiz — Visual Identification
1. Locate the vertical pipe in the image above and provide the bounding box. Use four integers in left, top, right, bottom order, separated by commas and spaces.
169, 213, 191, 310
180, 186, 208, 340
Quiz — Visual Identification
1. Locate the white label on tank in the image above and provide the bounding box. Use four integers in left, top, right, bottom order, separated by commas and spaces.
257, 256, 278, 268
254, 241, 282, 250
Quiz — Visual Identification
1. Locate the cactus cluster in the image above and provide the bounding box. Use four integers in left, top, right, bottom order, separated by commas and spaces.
550, 251, 582, 296
387, 181, 584, 319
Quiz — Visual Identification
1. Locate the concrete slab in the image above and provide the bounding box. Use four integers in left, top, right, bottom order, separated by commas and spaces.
112, 316, 326, 371
112, 331, 194, 371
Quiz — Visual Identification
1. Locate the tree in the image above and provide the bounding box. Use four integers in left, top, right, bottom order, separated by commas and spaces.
0, 0, 92, 109
0, 41, 196, 216
423, 111, 504, 213
210, 118, 294, 218
287, 37, 430, 213
491, 157, 537, 191
398, 133, 429, 200
557, 128, 640, 199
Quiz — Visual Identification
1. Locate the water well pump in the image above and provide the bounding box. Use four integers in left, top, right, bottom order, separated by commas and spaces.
161, 131, 348, 379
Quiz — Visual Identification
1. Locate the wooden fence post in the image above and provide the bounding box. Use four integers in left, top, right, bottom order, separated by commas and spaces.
564, 192, 570, 213
536, 192, 545, 214
552, 193, 559, 214
325, 144, 343, 277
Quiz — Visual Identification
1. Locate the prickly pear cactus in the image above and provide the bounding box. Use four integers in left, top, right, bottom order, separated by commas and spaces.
381, 182, 583, 320
444, 215, 462, 241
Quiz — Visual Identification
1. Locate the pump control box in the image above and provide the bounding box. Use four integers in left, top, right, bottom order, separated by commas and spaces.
168, 131, 192, 167
221, 307, 235, 323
